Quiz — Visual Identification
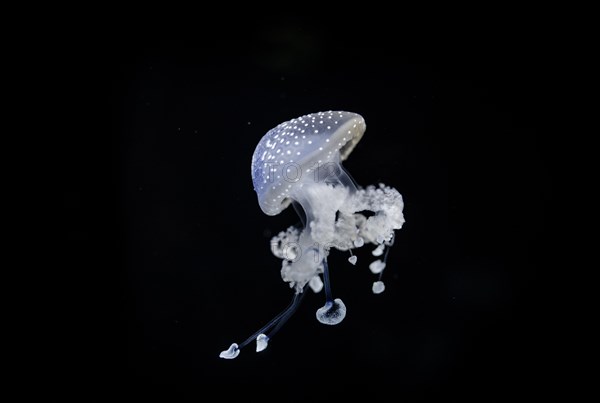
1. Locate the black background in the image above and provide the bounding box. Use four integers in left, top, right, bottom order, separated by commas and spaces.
65, 17, 557, 402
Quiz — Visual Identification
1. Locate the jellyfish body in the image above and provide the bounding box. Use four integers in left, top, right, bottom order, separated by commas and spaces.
220, 111, 405, 359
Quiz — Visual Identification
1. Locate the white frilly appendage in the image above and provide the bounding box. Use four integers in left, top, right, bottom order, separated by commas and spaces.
273, 183, 404, 294
220, 183, 404, 359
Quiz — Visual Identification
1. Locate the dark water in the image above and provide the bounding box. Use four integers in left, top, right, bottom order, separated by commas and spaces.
64, 21, 556, 401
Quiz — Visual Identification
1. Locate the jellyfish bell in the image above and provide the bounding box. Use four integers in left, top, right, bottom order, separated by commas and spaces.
219, 111, 405, 359
251, 110, 365, 218
252, 111, 366, 291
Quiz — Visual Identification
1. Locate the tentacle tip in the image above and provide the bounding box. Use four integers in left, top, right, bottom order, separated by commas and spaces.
256, 334, 269, 352
369, 259, 386, 274
372, 281, 385, 294
309, 276, 323, 293
372, 244, 385, 256
348, 255, 358, 265
219, 343, 240, 359
316, 298, 347, 325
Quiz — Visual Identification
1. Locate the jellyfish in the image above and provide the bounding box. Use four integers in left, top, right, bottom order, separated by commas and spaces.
219, 111, 405, 359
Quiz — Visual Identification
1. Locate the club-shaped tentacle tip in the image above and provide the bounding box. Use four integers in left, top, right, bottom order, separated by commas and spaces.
369, 259, 386, 274
256, 334, 269, 352
372, 281, 385, 294
316, 298, 347, 325
219, 343, 240, 359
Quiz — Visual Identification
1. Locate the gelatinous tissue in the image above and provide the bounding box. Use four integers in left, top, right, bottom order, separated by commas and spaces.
220, 111, 405, 359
